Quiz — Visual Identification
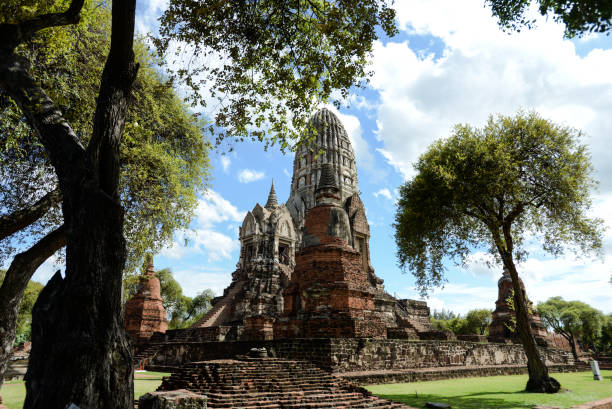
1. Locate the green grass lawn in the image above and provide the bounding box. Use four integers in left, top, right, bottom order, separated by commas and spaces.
366, 370, 612, 409
0, 372, 170, 409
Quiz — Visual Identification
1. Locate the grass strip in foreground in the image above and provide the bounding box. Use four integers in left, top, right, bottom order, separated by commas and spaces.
0, 372, 170, 409
366, 370, 612, 409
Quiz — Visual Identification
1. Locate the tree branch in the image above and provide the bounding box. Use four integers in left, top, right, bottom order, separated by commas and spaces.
0, 225, 66, 300
0, 0, 85, 52
0, 189, 61, 242
505, 202, 525, 224
86, 0, 138, 198
0, 53, 86, 189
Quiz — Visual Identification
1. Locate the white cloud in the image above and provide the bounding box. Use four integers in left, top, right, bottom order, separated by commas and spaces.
172, 268, 233, 297
220, 156, 231, 173
283, 168, 291, 178
32, 257, 63, 284
135, 0, 169, 35
373, 188, 393, 200
160, 227, 239, 263
462, 252, 498, 279
370, 0, 612, 189
347, 94, 377, 111
238, 169, 265, 183
161, 190, 245, 262
194, 190, 246, 229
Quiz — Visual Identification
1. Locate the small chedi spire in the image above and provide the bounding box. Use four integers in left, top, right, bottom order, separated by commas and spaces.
317, 163, 338, 191
265, 180, 278, 209
124, 254, 168, 344
315, 163, 340, 206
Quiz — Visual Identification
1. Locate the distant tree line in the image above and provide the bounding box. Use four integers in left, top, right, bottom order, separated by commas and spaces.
430, 308, 492, 336
432, 299, 612, 356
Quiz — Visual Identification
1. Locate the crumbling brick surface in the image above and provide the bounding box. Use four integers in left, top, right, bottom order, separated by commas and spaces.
124, 266, 168, 345
157, 356, 415, 408
145, 338, 575, 375
138, 389, 207, 409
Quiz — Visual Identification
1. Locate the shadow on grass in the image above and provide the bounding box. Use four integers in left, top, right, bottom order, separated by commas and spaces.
376, 392, 538, 409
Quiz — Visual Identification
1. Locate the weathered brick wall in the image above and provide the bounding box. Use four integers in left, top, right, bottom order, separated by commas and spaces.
147, 338, 574, 373
327, 339, 574, 372
342, 364, 583, 385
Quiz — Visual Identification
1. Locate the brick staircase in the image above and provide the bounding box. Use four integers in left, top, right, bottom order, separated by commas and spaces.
156, 356, 415, 408
192, 280, 246, 328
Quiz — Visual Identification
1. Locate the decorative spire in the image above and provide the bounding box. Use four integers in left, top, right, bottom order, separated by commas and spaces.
317, 163, 338, 192
265, 180, 278, 209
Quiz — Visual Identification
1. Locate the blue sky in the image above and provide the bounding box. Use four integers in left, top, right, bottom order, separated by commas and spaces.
31, 0, 612, 315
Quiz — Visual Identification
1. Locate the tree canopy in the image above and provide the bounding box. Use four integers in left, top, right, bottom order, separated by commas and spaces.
154, 0, 397, 150
395, 111, 603, 293
537, 296, 604, 359
486, 0, 612, 37
394, 111, 603, 393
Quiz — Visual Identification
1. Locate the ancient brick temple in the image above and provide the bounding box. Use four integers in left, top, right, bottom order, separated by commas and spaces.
131, 110, 579, 391
124, 261, 168, 344
192, 108, 437, 340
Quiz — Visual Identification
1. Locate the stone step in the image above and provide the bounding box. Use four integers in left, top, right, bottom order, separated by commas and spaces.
153, 357, 415, 409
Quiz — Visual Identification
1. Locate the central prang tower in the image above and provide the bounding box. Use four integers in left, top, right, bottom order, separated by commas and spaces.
189, 108, 438, 342
286, 108, 359, 234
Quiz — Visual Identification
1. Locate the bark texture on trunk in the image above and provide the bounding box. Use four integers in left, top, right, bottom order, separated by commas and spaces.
504, 257, 560, 393
25, 191, 133, 409
0, 1, 138, 407
0, 227, 65, 390
568, 334, 579, 362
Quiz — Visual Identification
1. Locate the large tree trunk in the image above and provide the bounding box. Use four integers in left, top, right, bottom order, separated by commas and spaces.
0, 227, 65, 390
568, 334, 579, 361
505, 259, 560, 393
25, 192, 133, 409
0, 1, 138, 407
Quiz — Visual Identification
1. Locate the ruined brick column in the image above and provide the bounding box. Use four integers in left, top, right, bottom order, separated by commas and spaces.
275, 164, 387, 339
124, 260, 168, 345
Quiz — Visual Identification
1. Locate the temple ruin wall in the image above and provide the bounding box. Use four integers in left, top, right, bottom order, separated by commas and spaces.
147, 338, 574, 373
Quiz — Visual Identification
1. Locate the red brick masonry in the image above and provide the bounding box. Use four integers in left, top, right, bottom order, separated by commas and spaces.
156, 356, 417, 408
125, 264, 168, 345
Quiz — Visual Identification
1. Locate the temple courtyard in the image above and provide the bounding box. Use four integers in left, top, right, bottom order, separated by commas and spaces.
1, 370, 611, 409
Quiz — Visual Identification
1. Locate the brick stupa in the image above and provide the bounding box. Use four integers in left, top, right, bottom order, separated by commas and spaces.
489, 267, 548, 344
124, 260, 168, 344
275, 163, 387, 338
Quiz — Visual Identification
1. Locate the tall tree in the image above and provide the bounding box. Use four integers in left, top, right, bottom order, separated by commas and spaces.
0, 0, 138, 406
537, 297, 604, 359
1, 0, 397, 407
394, 111, 603, 393
486, 0, 612, 37
0, 3, 209, 388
